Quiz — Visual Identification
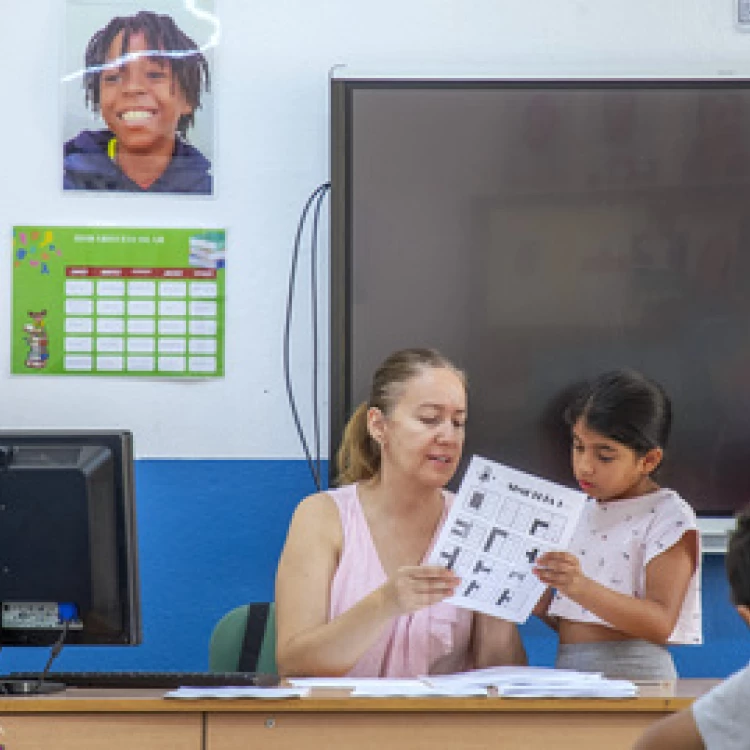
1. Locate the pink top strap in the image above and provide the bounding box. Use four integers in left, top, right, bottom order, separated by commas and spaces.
328, 483, 474, 677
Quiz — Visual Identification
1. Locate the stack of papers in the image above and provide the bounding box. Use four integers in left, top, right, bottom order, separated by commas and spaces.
165, 686, 308, 699
421, 666, 638, 699
164, 667, 637, 700
495, 680, 637, 698
288, 677, 486, 697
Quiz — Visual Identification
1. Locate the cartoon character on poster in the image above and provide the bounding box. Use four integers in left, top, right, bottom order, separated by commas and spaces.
23, 310, 50, 370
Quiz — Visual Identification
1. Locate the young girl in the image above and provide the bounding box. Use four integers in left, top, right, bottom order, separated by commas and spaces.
533, 369, 701, 681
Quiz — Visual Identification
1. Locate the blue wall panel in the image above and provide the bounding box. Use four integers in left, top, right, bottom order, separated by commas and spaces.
1, 460, 747, 678
0, 460, 313, 673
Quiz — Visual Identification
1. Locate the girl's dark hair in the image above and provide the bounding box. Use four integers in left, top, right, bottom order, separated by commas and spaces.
83, 10, 210, 137
727, 508, 750, 607
564, 369, 672, 456
335, 348, 466, 486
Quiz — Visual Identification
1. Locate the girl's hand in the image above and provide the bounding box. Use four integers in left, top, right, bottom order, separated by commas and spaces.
533, 551, 587, 599
382, 565, 461, 615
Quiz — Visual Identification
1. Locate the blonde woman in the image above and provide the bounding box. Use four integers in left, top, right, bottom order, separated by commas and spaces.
276, 347, 526, 677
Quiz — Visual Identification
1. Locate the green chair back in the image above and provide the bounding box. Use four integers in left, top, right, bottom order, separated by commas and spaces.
208, 602, 276, 674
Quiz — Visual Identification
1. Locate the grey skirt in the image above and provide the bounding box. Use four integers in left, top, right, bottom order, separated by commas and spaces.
556, 640, 677, 681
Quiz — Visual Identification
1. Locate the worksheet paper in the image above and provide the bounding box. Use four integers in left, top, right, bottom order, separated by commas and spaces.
287, 677, 486, 697
421, 666, 638, 698
427, 455, 586, 623
165, 687, 308, 699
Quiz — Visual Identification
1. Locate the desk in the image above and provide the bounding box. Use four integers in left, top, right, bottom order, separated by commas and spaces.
0, 680, 717, 750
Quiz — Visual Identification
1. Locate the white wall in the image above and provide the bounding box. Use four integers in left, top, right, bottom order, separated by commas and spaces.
2, 0, 749, 458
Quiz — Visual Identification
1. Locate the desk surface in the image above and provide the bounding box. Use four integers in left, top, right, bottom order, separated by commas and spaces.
0, 681, 721, 750
0, 678, 718, 714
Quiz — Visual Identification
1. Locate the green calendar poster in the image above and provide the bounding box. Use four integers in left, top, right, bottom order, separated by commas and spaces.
12, 226, 226, 377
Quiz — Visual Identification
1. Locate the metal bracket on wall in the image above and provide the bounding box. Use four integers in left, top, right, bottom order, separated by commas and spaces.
737, 0, 750, 29
698, 518, 735, 554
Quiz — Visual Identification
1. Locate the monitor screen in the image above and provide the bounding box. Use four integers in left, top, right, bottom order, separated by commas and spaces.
0, 430, 141, 646
331, 78, 750, 517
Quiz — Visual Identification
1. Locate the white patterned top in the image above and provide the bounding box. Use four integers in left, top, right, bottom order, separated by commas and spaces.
547, 488, 702, 645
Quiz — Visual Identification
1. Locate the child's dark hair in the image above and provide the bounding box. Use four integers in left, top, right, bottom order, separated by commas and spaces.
564, 369, 672, 456
726, 508, 750, 607
83, 10, 210, 138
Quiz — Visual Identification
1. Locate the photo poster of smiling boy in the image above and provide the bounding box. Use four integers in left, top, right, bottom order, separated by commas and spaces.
62, 0, 218, 195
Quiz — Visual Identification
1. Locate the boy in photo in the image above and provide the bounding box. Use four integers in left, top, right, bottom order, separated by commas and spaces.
63, 10, 212, 194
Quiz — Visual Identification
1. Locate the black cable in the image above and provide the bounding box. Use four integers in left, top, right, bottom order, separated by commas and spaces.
283, 182, 330, 491
36, 621, 70, 686
310, 186, 328, 485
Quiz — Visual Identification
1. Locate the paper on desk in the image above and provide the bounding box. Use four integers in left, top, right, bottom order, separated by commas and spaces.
164, 686, 309, 699
421, 666, 637, 699
421, 665, 604, 688
496, 680, 637, 698
287, 677, 486, 697
287, 677, 365, 689
351, 680, 485, 697
426, 455, 586, 623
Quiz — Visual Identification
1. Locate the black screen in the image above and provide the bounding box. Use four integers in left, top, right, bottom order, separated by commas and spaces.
0, 431, 141, 646
331, 79, 750, 516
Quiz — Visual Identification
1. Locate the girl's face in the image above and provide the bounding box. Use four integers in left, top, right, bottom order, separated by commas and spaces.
368, 367, 466, 488
571, 418, 662, 501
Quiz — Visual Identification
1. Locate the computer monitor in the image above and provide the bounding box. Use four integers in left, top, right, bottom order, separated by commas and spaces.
0, 430, 141, 647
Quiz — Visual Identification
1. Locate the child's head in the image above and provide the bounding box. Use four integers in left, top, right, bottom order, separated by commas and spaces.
726, 509, 750, 625
83, 10, 210, 143
563, 369, 672, 500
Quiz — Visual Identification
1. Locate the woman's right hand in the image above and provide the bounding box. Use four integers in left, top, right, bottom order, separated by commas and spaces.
381, 565, 461, 616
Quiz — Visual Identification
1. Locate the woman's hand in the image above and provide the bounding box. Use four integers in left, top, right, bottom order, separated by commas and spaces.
276, 494, 463, 676
381, 565, 461, 616
533, 551, 587, 599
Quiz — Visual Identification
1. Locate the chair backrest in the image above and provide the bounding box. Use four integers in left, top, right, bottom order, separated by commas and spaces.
208, 602, 276, 674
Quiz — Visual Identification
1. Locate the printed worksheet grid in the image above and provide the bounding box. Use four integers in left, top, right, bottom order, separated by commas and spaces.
63, 268, 219, 374
434, 484, 565, 616
463, 487, 567, 543
437, 522, 542, 615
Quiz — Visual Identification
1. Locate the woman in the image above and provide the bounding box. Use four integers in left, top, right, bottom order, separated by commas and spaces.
275, 347, 527, 677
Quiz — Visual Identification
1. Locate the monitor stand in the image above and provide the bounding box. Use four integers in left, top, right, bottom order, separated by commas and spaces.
0, 679, 66, 695
0, 612, 74, 695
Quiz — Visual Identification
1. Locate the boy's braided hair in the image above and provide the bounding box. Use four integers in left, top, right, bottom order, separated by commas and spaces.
83, 10, 210, 138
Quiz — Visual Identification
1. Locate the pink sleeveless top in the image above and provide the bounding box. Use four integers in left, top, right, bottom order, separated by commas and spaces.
328, 484, 474, 677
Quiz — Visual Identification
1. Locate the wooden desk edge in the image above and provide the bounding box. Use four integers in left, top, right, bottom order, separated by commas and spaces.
0, 679, 717, 714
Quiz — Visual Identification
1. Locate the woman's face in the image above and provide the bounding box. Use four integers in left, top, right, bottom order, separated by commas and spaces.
371, 367, 467, 487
